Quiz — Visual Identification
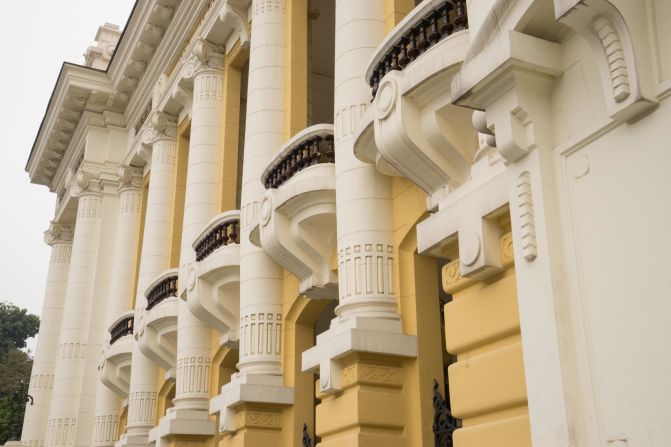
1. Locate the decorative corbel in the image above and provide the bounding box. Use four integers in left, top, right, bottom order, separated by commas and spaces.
70, 170, 102, 198
555, 0, 656, 121
220, 4, 251, 49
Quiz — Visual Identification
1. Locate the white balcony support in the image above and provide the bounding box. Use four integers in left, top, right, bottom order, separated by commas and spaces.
99, 311, 135, 397
354, 29, 474, 212
136, 269, 179, 371
252, 125, 338, 299
187, 211, 241, 344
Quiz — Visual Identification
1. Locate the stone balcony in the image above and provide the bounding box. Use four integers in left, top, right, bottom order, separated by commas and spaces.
354, 0, 473, 212
136, 269, 179, 372
185, 210, 241, 346
250, 124, 338, 299
99, 310, 134, 397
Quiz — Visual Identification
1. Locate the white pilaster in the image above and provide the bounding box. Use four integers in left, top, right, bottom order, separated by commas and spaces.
121, 121, 177, 447
93, 168, 144, 447
211, 0, 293, 433
21, 223, 73, 447
45, 174, 106, 447
302, 0, 417, 394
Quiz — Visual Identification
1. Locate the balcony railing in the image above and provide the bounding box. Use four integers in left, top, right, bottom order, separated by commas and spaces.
194, 213, 240, 262
432, 379, 459, 447
262, 124, 334, 189
109, 313, 134, 344
146, 273, 178, 310
367, 0, 468, 98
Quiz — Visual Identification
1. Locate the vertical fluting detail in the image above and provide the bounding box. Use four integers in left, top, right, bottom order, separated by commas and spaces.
125, 129, 178, 441
92, 168, 143, 447
237, 0, 286, 377
21, 223, 73, 447
172, 38, 225, 411
333, 0, 398, 321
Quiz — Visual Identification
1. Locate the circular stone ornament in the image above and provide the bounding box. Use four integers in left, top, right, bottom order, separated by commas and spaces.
375, 76, 398, 120
461, 233, 482, 266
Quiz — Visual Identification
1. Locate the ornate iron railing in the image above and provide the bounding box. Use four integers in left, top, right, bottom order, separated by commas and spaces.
262, 125, 335, 190
194, 216, 240, 262
109, 314, 134, 344
367, 0, 468, 98
301, 423, 317, 447
146, 274, 178, 310
432, 379, 459, 447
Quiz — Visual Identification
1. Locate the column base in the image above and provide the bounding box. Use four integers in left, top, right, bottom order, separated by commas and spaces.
211, 373, 293, 433
116, 433, 152, 447
148, 408, 215, 446
302, 316, 417, 393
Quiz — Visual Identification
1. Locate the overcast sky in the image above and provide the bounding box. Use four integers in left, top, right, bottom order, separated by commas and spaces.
0, 1, 135, 345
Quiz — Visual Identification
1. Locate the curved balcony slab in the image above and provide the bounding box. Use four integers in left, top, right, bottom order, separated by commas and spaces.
252, 125, 337, 299
355, 27, 474, 212
99, 310, 134, 397
185, 211, 241, 345
137, 269, 179, 371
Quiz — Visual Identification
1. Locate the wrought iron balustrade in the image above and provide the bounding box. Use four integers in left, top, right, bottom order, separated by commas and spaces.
367, 0, 468, 98
194, 217, 240, 262
146, 274, 178, 310
432, 379, 459, 447
262, 125, 335, 190
109, 314, 134, 344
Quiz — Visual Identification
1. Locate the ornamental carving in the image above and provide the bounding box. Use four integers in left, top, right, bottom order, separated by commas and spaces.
70, 170, 102, 198
192, 38, 225, 71
235, 410, 281, 430
340, 363, 402, 388
117, 166, 143, 190
44, 221, 74, 246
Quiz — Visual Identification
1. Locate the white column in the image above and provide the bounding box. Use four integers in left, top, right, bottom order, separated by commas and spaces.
333, 0, 396, 321
172, 39, 225, 413
212, 1, 293, 433
237, 0, 286, 379
45, 174, 105, 447
21, 223, 73, 447
123, 122, 177, 446
93, 168, 143, 447
302, 0, 416, 394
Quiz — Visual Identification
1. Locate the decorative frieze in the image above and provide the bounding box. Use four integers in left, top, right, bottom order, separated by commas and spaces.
128, 391, 157, 425
338, 244, 395, 300
335, 103, 368, 141
240, 314, 282, 357
252, 0, 285, 16
593, 16, 630, 103
516, 172, 537, 262
234, 409, 282, 430
341, 363, 402, 389
30, 374, 55, 390
93, 414, 119, 445
46, 416, 76, 447
50, 245, 73, 264
176, 356, 210, 395
57, 342, 87, 361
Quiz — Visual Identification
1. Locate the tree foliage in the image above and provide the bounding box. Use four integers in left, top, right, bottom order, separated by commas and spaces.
0, 301, 39, 443
0, 301, 39, 356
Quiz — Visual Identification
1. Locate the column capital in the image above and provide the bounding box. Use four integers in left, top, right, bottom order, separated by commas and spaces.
117, 165, 143, 192
70, 170, 102, 198
192, 38, 225, 73
43, 221, 74, 246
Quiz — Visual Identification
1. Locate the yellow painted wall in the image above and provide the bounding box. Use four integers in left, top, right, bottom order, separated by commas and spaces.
383, 0, 417, 32
170, 120, 190, 268
284, 0, 309, 138
443, 231, 532, 447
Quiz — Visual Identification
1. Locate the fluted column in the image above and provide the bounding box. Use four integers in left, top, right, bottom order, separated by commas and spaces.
92, 168, 143, 447
21, 222, 74, 447
45, 174, 105, 447
123, 117, 177, 446
172, 39, 226, 413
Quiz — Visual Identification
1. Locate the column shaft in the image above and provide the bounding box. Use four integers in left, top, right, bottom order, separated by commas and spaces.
237, 0, 286, 377
46, 192, 105, 447
333, 0, 397, 320
173, 59, 225, 410
93, 181, 143, 447
125, 136, 177, 444
21, 225, 73, 446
